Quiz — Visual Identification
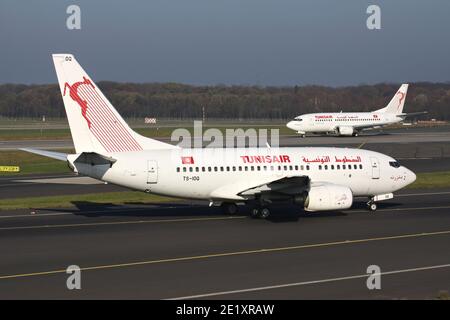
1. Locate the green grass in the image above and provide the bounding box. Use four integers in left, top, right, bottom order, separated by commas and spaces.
0, 129, 72, 140
0, 191, 174, 210
408, 171, 450, 189
0, 150, 73, 175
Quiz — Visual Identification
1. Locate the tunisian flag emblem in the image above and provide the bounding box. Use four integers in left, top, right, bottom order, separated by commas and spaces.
181, 156, 194, 164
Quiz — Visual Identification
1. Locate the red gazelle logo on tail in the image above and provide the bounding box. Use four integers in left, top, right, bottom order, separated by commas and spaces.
396, 91, 405, 111
62, 77, 142, 153
64, 77, 93, 128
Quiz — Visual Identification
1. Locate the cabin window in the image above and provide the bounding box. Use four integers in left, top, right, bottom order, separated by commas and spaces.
263, 166, 267, 171
251, 166, 255, 171
183, 167, 187, 172
359, 164, 363, 169
319, 165, 322, 170
245, 166, 248, 171
306, 165, 310, 170
176, 167, 180, 172
353, 165, 358, 169
232, 166, 236, 171
220, 167, 224, 172
337, 165, 340, 170
331, 165, 334, 170
214, 167, 218, 172
324, 165, 328, 170
294, 165, 298, 170
289, 165, 293, 170
278, 166, 282, 171
189, 167, 193, 172
239, 166, 242, 171
270, 166, 274, 171
284, 165, 288, 170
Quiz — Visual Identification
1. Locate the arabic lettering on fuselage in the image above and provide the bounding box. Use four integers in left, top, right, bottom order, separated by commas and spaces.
301, 156, 330, 164
315, 115, 332, 119
301, 156, 362, 163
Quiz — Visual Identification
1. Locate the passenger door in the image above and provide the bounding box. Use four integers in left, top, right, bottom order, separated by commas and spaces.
147, 160, 158, 184
370, 157, 380, 179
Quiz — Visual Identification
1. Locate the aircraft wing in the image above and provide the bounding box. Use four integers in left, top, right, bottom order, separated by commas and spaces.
209, 174, 309, 201
20, 148, 68, 161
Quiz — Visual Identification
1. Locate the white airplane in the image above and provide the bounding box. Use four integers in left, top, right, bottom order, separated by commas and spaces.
21, 54, 416, 219
286, 84, 426, 137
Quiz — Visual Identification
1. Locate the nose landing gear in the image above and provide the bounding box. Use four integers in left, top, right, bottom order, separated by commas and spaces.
367, 201, 377, 212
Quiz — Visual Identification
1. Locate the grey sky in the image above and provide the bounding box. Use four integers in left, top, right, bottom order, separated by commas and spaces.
1, 0, 449, 86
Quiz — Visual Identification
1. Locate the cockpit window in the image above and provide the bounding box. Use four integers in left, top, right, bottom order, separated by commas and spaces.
293, 117, 303, 121
389, 161, 400, 168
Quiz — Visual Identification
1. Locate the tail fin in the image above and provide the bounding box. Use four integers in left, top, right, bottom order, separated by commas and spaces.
52, 54, 176, 153
374, 84, 409, 114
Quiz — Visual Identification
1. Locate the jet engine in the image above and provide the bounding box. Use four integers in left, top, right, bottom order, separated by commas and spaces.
337, 126, 354, 136
304, 184, 353, 211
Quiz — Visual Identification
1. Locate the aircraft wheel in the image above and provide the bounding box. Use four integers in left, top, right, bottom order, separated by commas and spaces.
251, 208, 260, 219
353, 133, 359, 137
367, 202, 377, 212
260, 207, 271, 219
222, 202, 238, 215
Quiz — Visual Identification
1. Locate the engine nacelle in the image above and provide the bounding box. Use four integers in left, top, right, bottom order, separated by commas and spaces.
337, 126, 354, 136
304, 184, 353, 211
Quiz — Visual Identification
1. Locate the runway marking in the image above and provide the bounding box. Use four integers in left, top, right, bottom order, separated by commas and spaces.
0, 212, 74, 219
396, 191, 450, 197
349, 205, 450, 214
0, 215, 245, 230
353, 191, 450, 200
1, 203, 449, 227
1, 229, 449, 280
168, 263, 450, 300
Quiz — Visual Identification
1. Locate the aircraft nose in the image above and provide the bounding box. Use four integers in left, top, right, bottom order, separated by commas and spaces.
286, 121, 295, 130
404, 167, 416, 186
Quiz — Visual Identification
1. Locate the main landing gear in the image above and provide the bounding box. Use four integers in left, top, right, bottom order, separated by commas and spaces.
251, 206, 271, 219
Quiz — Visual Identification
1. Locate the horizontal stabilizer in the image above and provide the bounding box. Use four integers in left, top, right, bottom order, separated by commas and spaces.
19, 148, 68, 161
398, 111, 428, 118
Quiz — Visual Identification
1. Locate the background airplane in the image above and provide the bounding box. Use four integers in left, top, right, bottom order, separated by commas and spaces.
286, 84, 427, 137
21, 54, 416, 219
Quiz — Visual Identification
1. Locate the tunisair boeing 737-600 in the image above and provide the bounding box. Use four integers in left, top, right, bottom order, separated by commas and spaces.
21, 54, 416, 219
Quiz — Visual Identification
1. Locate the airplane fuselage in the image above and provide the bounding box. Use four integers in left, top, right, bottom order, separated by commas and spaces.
70, 147, 415, 201
286, 112, 402, 136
